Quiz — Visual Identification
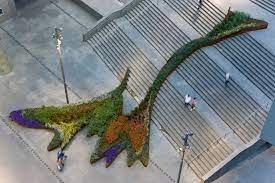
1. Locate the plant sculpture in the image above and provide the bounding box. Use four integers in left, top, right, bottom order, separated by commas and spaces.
10, 11, 268, 167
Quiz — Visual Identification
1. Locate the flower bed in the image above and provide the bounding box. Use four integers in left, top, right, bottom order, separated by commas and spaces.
105, 116, 147, 152
9, 70, 129, 151
104, 143, 124, 167
10, 110, 44, 128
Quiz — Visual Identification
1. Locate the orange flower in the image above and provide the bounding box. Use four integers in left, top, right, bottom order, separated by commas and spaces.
105, 121, 124, 143
104, 115, 148, 151
127, 122, 147, 151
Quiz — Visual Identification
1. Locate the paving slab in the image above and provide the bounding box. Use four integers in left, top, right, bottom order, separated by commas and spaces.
0, 27, 80, 115
52, 0, 98, 29
0, 123, 59, 183
0, 0, 119, 100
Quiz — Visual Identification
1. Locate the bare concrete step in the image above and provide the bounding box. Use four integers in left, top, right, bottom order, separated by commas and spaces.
72, 0, 123, 19
249, 0, 275, 15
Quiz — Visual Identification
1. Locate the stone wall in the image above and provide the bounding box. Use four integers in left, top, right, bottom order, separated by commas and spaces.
0, 0, 16, 23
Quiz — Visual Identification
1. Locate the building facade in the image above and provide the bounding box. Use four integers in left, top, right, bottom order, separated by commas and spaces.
0, 0, 16, 23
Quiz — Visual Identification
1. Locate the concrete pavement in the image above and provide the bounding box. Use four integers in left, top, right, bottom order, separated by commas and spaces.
0, 122, 59, 183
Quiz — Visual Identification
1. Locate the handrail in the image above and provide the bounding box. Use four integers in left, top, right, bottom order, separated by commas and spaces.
83, 0, 144, 41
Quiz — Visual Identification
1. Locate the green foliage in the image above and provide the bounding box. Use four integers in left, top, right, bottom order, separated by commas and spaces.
207, 11, 250, 37
87, 97, 122, 137
126, 141, 138, 167
47, 129, 62, 151
139, 136, 149, 166
24, 104, 90, 125
20, 69, 129, 151
212, 23, 258, 40
90, 138, 109, 163
87, 69, 128, 137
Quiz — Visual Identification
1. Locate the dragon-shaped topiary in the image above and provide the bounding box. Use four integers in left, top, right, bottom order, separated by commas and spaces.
9, 11, 268, 167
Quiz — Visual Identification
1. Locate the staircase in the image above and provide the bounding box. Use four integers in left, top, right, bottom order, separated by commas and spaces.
125, 0, 268, 143
178, 51, 267, 144
84, 0, 271, 180
164, 0, 275, 100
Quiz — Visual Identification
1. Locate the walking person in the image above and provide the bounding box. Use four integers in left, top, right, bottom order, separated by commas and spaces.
184, 94, 192, 106
198, 0, 203, 9
57, 149, 65, 162
190, 97, 197, 111
225, 72, 230, 85
57, 149, 67, 171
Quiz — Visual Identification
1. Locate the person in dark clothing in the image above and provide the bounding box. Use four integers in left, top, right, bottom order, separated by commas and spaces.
57, 149, 66, 171
57, 149, 65, 163
198, 0, 203, 9
190, 97, 197, 111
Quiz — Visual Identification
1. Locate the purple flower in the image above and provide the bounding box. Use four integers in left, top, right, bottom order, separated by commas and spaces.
104, 144, 122, 165
9, 110, 44, 128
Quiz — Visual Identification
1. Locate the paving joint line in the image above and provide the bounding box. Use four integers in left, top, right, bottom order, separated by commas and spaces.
0, 115, 65, 183
149, 159, 176, 182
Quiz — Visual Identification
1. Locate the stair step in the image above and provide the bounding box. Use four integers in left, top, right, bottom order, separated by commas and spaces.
249, 0, 275, 15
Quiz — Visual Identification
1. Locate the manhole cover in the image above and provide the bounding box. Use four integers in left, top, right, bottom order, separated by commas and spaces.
0, 50, 12, 75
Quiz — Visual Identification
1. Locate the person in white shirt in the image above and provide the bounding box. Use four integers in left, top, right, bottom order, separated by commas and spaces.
184, 94, 192, 106
225, 72, 230, 85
